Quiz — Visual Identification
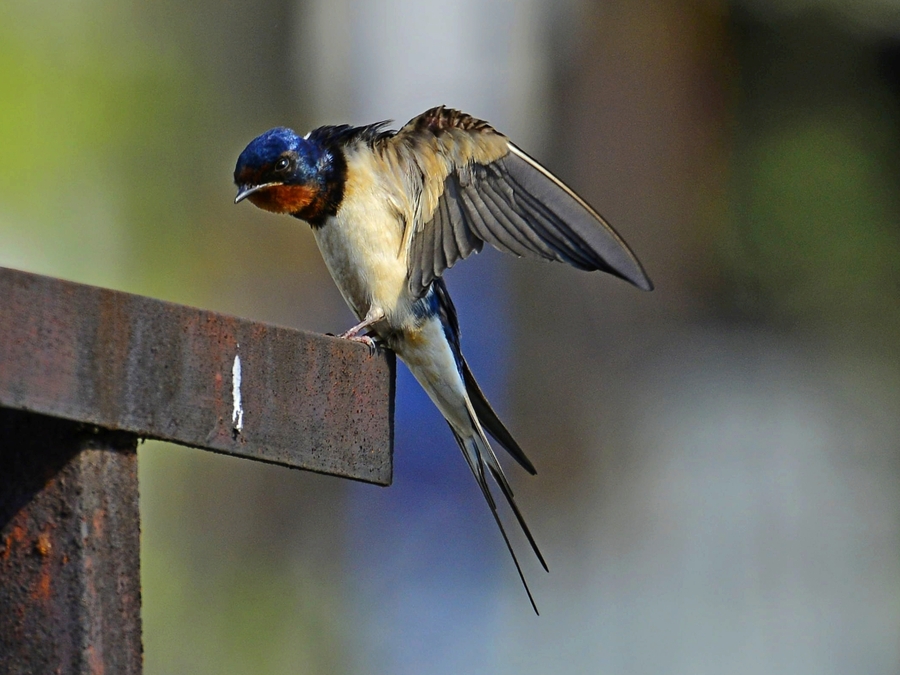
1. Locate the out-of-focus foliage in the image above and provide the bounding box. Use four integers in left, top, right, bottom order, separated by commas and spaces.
0, 2, 200, 290
723, 12, 900, 340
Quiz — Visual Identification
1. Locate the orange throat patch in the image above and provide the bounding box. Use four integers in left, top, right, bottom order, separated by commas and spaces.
248, 184, 316, 215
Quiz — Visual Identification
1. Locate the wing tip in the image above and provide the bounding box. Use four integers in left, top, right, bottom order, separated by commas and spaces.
504, 145, 655, 291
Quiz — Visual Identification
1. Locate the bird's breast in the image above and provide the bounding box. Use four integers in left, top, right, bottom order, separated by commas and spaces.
313, 152, 412, 324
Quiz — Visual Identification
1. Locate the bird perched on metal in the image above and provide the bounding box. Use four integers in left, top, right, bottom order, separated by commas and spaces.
234, 105, 652, 613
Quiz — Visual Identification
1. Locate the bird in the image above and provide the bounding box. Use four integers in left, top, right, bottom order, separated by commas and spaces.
234, 106, 652, 613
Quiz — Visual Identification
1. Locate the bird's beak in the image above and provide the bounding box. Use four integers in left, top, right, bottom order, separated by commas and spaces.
234, 182, 282, 204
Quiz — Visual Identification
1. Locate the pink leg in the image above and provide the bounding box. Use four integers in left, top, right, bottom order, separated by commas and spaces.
338, 308, 385, 339
336, 311, 383, 354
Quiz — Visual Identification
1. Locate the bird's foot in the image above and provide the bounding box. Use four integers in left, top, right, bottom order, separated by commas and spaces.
343, 333, 379, 355
334, 311, 384, 355
337, 309, 384, 340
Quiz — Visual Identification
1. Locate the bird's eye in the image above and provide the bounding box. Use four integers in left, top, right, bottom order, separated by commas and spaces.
275, 157, 291, 172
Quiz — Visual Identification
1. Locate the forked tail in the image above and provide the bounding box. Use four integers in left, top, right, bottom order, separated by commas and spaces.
449, 412, 548, 615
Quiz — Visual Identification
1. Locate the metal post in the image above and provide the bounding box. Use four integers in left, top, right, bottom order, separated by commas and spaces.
0, 408, 142, 674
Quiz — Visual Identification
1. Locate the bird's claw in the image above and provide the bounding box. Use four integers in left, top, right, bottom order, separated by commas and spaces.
339, 333, 379, 355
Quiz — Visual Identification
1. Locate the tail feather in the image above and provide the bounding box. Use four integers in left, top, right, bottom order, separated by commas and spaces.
416, 280, 546, 612
484, 461, 549, 573
461, 360, 546, 570
450, 420, 550, 615
462, 357, 537, 475
450, 427, 541, 616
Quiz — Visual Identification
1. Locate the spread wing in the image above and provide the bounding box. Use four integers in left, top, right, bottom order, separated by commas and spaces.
386, 106, 654, 297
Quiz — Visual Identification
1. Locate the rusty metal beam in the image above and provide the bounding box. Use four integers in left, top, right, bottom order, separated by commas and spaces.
0, 265, 396, 674
0, 408, 142, 674
0, 266, 394, 485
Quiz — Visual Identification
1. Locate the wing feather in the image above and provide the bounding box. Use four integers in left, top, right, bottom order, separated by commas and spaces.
444, 174, 485, 262
441, 198, 457, 264
499, 181, 601, 269
460, 182, 536, 258
477, 177, 558, 258
452, 176, 499, 248
384, 106, 653, 297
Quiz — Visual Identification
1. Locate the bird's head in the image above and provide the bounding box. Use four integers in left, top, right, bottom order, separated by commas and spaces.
234, 127, 342, 224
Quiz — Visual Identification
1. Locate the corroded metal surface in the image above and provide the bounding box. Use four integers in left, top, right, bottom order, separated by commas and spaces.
0, 266, 394, 485
0, 408, 142, 675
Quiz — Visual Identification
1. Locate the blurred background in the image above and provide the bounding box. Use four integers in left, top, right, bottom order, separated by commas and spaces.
2, 0, 900, 672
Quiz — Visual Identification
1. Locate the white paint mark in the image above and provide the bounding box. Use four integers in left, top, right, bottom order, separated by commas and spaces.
232, 351, 244, 433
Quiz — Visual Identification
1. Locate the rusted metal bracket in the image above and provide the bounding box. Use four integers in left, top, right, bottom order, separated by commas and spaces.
0, 410, 142, 674
0, 266, 395, 674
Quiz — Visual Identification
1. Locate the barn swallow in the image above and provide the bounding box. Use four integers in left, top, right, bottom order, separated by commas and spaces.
234, 106, 652, 613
